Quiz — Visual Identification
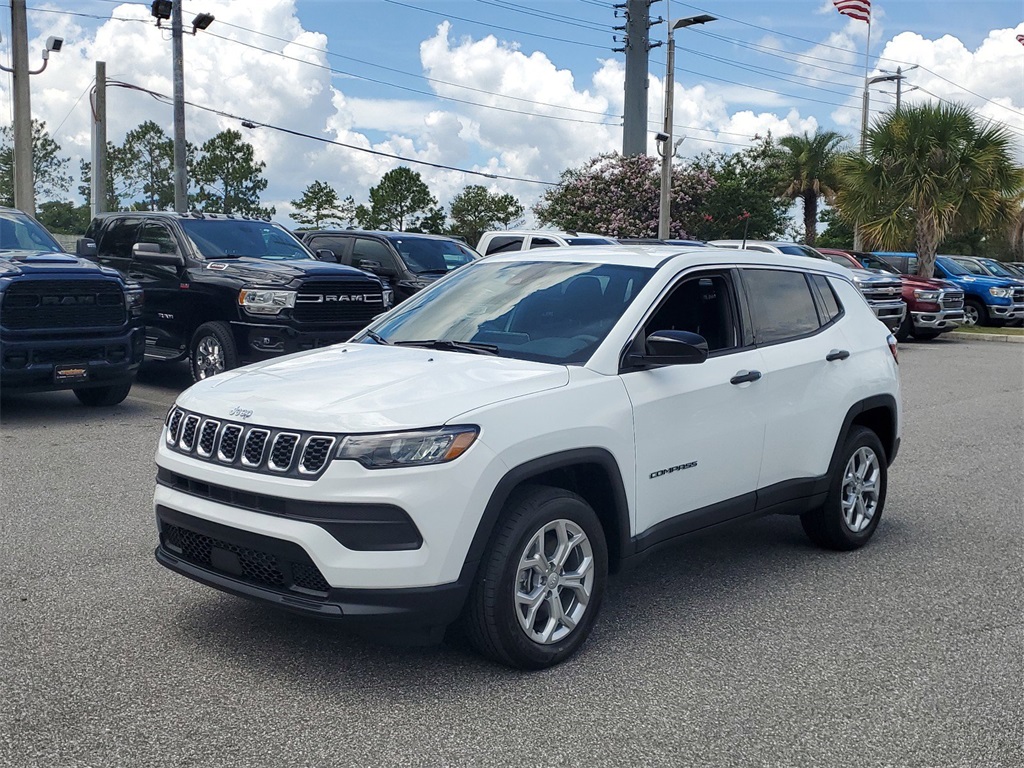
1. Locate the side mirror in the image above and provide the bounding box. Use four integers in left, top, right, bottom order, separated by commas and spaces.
357, 259, 396, 277
625, 330, 709, 369
76, 238, 97, 258
132, 242, 184, 267
315, 248, 338, 262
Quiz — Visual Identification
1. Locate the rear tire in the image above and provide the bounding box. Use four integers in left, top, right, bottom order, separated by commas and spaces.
464, 485, 608, 669
73, 381, 132, 407
801, 426, 887, 551
190, 322, 239, 382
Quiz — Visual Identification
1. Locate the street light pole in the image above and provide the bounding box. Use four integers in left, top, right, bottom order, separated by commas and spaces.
171, 0, 187, 212
658, 14, 715, 240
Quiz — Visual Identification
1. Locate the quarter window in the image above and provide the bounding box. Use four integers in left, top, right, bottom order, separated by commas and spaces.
742, 269, 821, 344
809, 274, 843, 323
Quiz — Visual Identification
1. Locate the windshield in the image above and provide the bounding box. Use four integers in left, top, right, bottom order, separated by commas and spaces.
0, 210, 63, 254
857, 254, 899, 274
178, 219, 312, 260
937, 258, 970, 276
821, 253, 856, 269
386, 235, 477, 274
978, 259, 1015, 278
361, 260, 655, 365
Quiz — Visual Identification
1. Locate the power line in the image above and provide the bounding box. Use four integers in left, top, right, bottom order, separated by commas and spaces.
473, 0, 612, 34
105, 79, 560, 186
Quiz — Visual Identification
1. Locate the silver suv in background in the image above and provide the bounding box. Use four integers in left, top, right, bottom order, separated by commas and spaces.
477, 230, 616, 255
709, 240, 907, 332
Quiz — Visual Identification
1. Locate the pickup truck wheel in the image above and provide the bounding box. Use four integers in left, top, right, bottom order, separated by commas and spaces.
73, 381, 132, 407
464, 486, 608, 669
961, 299, 986, 327
190, 322, 238, 382
913, 330, 942, 341
801, 426, 887, 551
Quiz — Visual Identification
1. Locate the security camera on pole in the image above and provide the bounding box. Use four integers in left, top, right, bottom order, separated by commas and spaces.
150, 0, 214, 212
0, 0, 63, 216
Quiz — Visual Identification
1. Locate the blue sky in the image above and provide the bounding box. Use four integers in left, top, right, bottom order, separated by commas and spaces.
4, 0, 1023, 223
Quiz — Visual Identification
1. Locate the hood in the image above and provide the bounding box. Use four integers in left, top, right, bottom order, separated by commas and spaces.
899, 274, 955, 290
176, 343, 570, 433
942, 272, 1019, 288
0, 250, 122, 278
846, 267, 901, 286
201, 257, 379, 287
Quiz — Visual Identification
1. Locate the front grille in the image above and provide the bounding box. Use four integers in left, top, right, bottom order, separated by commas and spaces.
861, 282, 903, 303
1014, 287, 1024, 303
164, 408, 340, 478
162, 520, 330, 594
293, 279, 384, 324
941, 290, 964, 310
1, 279, 126, 330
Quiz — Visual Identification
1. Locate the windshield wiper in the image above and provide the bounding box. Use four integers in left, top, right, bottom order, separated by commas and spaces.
394, 339, 500, 355
365, 330, 391, 345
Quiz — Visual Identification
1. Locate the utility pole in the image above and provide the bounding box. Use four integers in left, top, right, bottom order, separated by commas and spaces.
91, 61, 107, 218
11, 0, 34, 216
172, 0, 187, 212
621, 0, 655, 156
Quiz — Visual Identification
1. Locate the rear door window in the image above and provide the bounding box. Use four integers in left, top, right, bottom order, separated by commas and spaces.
742, 268, 822, 344
484, 235, 524, 255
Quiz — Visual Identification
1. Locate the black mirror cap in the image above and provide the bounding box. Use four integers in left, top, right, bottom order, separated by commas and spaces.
357, 259, 396, 276
76, 238, 97, 258
315, 248, 338, 262
132, 242, 183, 266
626, 330, 709, 368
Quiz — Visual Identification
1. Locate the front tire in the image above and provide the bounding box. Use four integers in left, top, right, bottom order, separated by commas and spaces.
801, 426, 887, 551
190, 322, 239, 382
464, 485, 608, 669
895, 313, 912, 342
73, 381, 133, 407
962, 299, 987, 328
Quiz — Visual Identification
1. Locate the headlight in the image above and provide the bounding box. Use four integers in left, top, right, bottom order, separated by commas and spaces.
383, 288, 394, 308
124, 286, 144, 317
913, 290, 940, 301
988, 286, 1012, 298
336, 426, 479, 469
238, 288, 296, 314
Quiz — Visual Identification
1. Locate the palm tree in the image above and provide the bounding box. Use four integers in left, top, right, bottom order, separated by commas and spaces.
836, 102, 1024, 279
778, 131, 846, 246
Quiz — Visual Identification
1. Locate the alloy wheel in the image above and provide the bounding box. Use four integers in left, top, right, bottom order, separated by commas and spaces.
514, 519, 595, 645
962, 304, 979, 326
841, 446, 880, 533
194, 336, 225, 380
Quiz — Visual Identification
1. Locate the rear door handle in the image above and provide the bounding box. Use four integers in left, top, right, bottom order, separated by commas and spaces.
730, 370, 762, 385
826, 349, 850, 361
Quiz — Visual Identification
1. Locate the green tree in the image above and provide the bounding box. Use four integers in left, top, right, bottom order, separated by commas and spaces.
37, 200, 91, 235
535, 152, 714, 238
355, 166, 439, 231
0, 119, 72, 207
815, 206, 855, 249
836, 102, 1024, 278
778, 130, 846, 246
119, 121, 175, 210
679, 136, 790, 241
447, 184, 525, 245
290, 180, 355, 228
191, 129, 274, 216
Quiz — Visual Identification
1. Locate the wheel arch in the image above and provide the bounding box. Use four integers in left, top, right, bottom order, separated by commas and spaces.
831, 394, 899, 471
460, 448, 631, 584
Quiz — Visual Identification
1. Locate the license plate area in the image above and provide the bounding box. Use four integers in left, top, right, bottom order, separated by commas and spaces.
54, 364, 89, 383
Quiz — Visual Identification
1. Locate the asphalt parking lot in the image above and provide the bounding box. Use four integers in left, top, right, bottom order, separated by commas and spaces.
1, 338, 1021, 768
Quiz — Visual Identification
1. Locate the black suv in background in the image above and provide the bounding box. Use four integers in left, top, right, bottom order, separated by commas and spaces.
81, 213, 391, 381
0, 207, 144, 405
298, 230, 479, 304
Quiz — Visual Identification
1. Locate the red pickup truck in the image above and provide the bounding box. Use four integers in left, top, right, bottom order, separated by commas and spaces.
818, 249, 965, 340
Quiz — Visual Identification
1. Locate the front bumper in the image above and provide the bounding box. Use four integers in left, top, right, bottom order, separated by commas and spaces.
988, 301, 1024, 320
0, 326, 145, 393
911, 307, 964, 331
232, 321, 360, 361
868, 300, 906, 331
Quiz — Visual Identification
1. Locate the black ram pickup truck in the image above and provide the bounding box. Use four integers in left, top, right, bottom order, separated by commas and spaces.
81, 212, 392, 381
0, 207, 145, 406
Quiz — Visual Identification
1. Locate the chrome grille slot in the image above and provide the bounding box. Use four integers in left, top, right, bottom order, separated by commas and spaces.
166, 409, 184, 444
218, 425, 243, 462
179, 415, 201, 451
197, 420, 221, 458
300, 436, 336, 475
242, 429, 270, 467
268, 433, 300, 472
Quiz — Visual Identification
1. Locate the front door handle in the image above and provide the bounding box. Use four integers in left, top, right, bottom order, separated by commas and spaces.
730, 369, 762, 385
826, 349, 850, 361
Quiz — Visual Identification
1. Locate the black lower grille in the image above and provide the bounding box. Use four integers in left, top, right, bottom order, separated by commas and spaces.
162, 520, 330, 594
1, 279, 126, 330
32, 345, 108, 364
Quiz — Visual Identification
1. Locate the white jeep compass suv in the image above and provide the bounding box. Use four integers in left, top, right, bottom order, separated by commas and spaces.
155, 246, 901, 669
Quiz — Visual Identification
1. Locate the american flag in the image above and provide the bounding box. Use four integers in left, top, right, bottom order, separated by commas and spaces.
1017, 33, 1024, 46
833, 0, 871, 23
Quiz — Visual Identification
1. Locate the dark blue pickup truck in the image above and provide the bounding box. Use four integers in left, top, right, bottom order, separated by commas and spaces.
0, 207, 145, 405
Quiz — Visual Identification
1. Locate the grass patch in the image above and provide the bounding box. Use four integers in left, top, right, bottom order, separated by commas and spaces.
953, 325, 1024, 336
